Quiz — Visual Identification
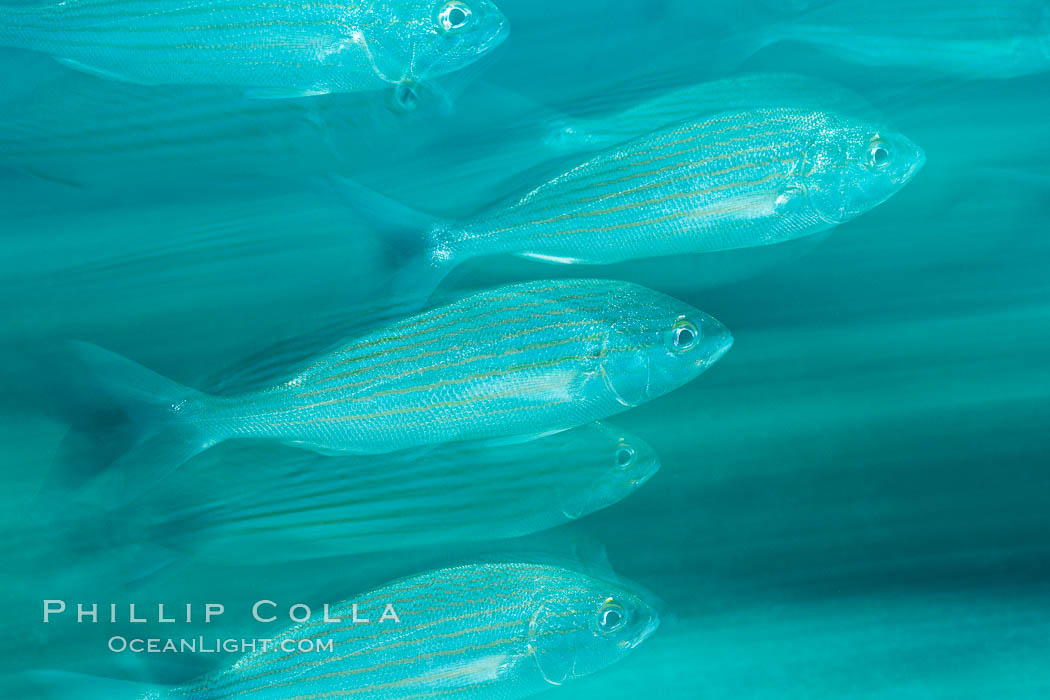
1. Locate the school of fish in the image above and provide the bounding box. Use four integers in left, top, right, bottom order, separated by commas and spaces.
13, 0, 1046, 697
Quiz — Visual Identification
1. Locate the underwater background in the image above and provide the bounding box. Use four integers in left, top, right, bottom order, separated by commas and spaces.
1, 0, 1049, 697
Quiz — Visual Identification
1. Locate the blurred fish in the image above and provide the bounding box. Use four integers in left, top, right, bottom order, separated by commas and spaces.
0, 178, 401, 350
0, 78, 363, 187
48, 279, 730, 502
361, 107, 924, 291
0, 67, 546, 189
729, 0, 1050, 79
26, 562, 660, 699
0, 0, 509, 97
546, 73, 876, 154
130, 422, 660, 562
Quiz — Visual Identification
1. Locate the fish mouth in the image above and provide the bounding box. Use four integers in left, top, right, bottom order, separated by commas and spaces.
886, 131, 926, 187
465, 2, 510, 60
628, 460, 660, 488
694, 314, 734, 370
701, 333, 734, 368
621, 610, 661, 651
903, 145, 927, 182
481, 16, 511, 55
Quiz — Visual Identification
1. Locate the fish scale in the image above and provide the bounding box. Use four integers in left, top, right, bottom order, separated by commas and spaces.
211, 282, 666, 452
48, 278, 729, 505
423, 107, 924, 271
0, 0, 509, 94
163, 563, 660, 700
446, 112, 822, 262
547, 73, 876, 154
0, 0, 374, 87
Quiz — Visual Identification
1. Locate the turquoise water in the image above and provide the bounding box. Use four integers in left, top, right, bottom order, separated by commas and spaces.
2, 1, 1050, 698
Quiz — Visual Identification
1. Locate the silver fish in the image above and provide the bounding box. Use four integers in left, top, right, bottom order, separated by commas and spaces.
52, 279, 730, 502
26, 562, 660, 699
365, 107, 924, 290
0, 0, 509, 96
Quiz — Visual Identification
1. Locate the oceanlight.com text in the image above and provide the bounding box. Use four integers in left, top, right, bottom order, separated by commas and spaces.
107, 636, 336, 654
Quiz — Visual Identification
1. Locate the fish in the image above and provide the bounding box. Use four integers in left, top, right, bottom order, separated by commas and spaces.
0, 61, 545, 189
0, 74, 461, 189
357, 107, 924, 292
0, 77, 362, 187
24, 562, 661, 699
0, 0, 509, 97
129, 422, 661, 562
545, 72, 877, 155
730, 0, 1050, 79
49, 279, 730, 503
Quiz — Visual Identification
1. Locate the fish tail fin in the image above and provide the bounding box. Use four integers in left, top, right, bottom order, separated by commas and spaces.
328, 175, 457, 301
38, 342, 223, 510
18, 670, 170, 700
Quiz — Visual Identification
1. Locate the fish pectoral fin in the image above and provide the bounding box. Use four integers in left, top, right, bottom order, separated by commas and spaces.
429, 654, 517, 686
687, 192, 777, 222
244, 87, 332, 100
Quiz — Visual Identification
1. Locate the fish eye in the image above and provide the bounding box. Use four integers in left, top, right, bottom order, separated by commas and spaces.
598, 600, 628, 634
869, 139, 892, 169
438, 1, 473, 33
668, 319, 700, 354
615, 443, 636, 469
